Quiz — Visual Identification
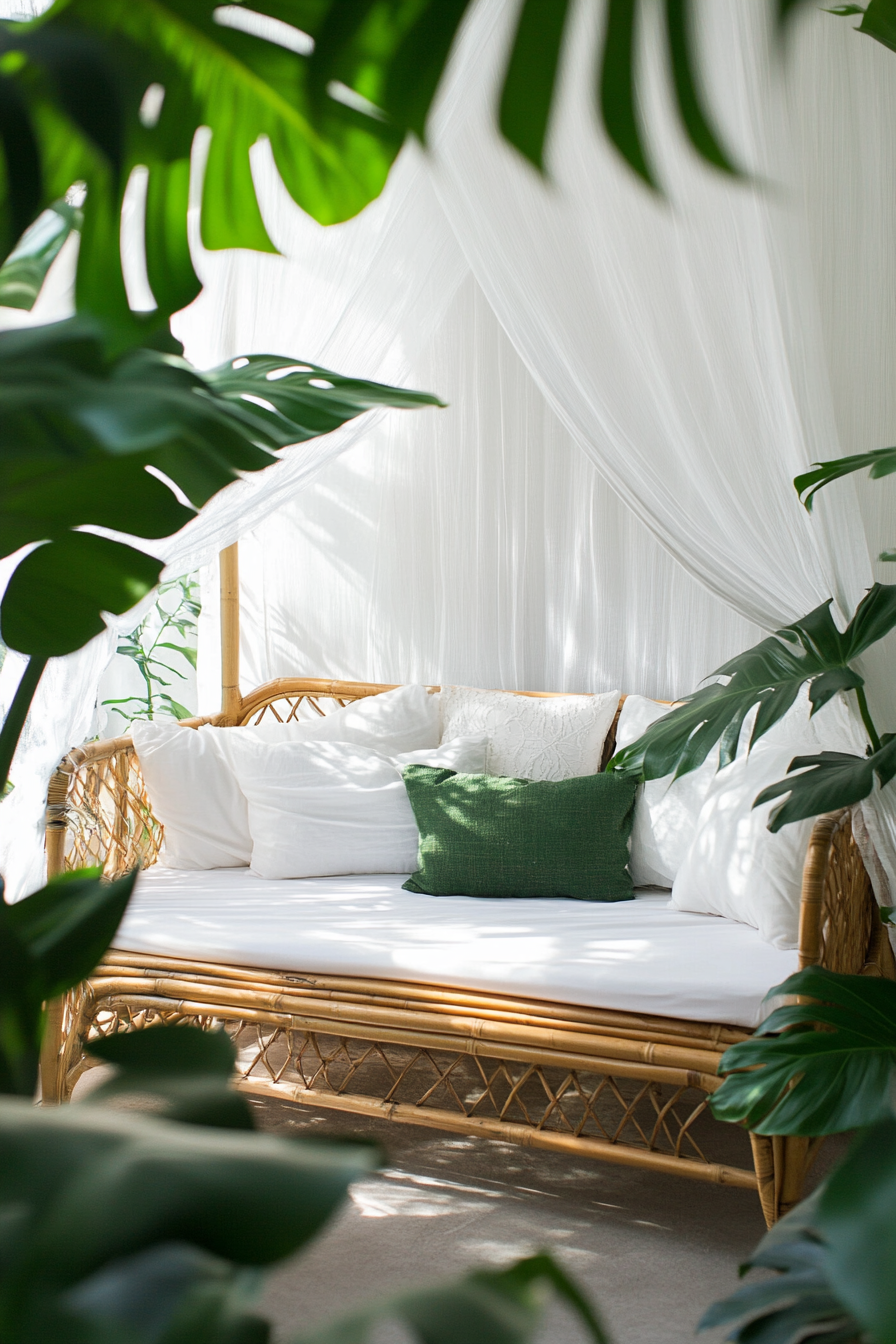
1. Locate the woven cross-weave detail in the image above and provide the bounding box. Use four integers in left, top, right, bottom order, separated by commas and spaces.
246, 693, 350, 726
227, 1022, 720, 1165
818, 819, 874, 975
53, 748, 163, 880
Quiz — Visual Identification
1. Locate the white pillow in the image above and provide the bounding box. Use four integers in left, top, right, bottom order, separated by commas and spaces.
132, 721, 250, 870
671, 693, 863, 949
133, 685, 441, 870
440, 685, 620, 782
614, 695, 719, 888
225, 735, 488, 880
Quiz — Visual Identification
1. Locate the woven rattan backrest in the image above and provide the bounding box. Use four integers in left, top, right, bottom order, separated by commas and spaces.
237, 680, 628, 770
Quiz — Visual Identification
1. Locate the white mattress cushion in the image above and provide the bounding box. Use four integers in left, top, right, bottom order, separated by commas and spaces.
440, 686, 620, 781
222, 735, 488, 879
614, 695, 717, 888
116, 867, 799, 1029
132, 685, 441, 870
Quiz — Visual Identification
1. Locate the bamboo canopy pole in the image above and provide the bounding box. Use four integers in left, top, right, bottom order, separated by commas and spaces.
220, 543, 241, 723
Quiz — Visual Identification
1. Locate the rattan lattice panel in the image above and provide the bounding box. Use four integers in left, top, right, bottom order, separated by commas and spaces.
50, 748, 162, 880
233, 1022, 718, 1158
75, 1003, 741, 1173
819, 819, 875, 975
242, 693, 366, 727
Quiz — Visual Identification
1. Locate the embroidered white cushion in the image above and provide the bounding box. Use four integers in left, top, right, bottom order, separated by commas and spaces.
133, 685, 441, 869
614, 695, 719, 888
439, 685, 620, 782
225, 735, 489, 879
671, 693, 863, 949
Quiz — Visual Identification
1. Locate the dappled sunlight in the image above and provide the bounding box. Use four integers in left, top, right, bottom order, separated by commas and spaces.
349, 1168, 503, 1220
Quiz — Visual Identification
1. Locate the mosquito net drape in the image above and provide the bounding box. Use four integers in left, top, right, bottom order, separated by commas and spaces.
2, 0, 895, 900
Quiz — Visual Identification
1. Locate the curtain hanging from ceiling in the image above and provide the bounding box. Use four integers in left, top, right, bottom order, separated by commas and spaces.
429, 0, 873, 632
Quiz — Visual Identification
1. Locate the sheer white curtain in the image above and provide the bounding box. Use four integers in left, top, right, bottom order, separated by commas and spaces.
223, 271, 759, 703
428, 0, 873, 632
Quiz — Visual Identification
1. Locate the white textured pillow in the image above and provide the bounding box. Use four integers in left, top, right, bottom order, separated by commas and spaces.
132, 721, 250, 870
615, 695, 718, 888
227, 735, 488, 879
440, 686, 620, 781
671, 694, 863, 949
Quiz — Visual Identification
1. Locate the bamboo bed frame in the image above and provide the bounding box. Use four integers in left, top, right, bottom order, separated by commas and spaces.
41, 545, 895, 1226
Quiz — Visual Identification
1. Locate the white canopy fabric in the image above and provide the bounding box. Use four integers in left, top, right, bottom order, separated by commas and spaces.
2, 0, 896, 902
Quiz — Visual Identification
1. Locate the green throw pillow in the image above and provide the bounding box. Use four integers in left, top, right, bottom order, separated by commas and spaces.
401, 766, 637, 901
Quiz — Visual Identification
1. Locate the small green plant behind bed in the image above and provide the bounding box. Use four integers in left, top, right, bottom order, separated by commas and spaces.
102, 574, 200, 726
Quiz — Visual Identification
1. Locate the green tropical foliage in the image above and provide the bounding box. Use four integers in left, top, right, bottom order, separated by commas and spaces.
0, 1090, 376, 1342
294, 1252, 608, 1344
796, 446, 896, 517
0, 867, 135, 1096
0, 0, 748, 356
711, 967, 896, 1135
754, 739, 896, 830
609, 584, 896, 780
699, 1189, 862, 1344
700, 1224, 858, 1344
704, 970, 896, 1344
83, 1021, 257, 1131
7, 0, 887, 355
103, 575, 200, 726
703, 1118, 896, 1344
0, 319, 441, 787
796, 445, 896, 561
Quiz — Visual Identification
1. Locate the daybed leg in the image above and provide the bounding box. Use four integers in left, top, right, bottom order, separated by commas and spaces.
750, 1132, 812, 1227
776, 1134, 812, 1221
750, 1133, 777, 1227
39, 995, 66, 1104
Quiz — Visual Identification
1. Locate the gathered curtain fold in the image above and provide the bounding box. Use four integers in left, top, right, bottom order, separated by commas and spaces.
428, 0, 873, 633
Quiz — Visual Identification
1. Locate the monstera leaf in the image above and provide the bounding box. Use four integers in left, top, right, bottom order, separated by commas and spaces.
0, 317, 442, 658
0, 1095, 376, 1340
711, 967, 896, 1135
0, 316, 442, 786
796, 445, 896, 563
699, 1189, 860, 1344
0, 0, 403, 347
609, 587, 896, 784
0, 867, 135, 1096
85, 1024, 257, 1131
754, 738, 896, 830
816, 1116, 896, 1344
0, 0, 750, 347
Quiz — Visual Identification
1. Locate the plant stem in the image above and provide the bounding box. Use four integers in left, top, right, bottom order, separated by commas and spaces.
0, 655, 48, 791
854, 685, 882, 754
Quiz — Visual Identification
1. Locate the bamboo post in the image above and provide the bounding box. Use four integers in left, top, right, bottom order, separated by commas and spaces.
220, 543, 241, 723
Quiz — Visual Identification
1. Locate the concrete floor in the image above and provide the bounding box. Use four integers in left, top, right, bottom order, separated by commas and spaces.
250, 1096, 783, 1344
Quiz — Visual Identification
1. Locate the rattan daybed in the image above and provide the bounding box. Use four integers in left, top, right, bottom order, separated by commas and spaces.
39, 548, 895, 1227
